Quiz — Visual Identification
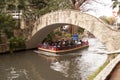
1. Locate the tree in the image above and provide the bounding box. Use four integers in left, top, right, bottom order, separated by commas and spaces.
0, 14, 16, 39
99, 16, 116, 25
112, 0, 120, 16
99, 16, 110, 24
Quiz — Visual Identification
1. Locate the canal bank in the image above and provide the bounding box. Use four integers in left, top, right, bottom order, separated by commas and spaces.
0, 43, 9, 53
94, 54, 120, 80
0, 43, 36, 54
0, 44, 36, 54
0, 36, 32, 54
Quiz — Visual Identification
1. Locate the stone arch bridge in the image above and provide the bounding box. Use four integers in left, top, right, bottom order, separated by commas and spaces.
26, 10, 120, 52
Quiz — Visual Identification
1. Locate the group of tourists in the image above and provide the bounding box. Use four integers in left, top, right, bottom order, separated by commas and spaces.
42, 38, 83, 48
39, 33, 88, 50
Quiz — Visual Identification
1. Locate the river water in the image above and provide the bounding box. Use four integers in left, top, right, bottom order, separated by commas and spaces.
0, 38, 108, 80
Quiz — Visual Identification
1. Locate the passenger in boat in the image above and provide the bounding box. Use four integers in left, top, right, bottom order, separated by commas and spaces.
84, 40, 89, 45
43, 41, 48, 48
72, 33, 79, 44
78, 39, 83, 45
54, 42, 58, 47
69, 38, 75, 46
65, 40, 69, 47
61, 39, 66, 47
48, 40, 52, 46
57, 42, 61, 48
77, 40, 81, 45
56, 41, 63, 50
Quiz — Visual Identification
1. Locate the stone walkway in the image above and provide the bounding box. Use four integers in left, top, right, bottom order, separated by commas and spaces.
106, 62, 120, 80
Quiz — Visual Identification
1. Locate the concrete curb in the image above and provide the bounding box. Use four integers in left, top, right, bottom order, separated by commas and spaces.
94, 54, 120, 80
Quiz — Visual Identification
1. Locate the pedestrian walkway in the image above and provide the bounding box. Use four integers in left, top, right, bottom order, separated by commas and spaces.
106, 62, 120, 80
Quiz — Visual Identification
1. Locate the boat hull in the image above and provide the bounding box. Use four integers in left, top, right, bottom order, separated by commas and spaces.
38, 44, 89, 54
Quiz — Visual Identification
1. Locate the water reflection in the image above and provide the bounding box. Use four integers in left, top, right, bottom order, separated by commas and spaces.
51, 61, 70, 77
38, 54, 59, 63
88, 38, 108, 53
49, 38, 108, 80
0, 38, 108, 80
50, 54, 107, 80
6, 67, 29, 80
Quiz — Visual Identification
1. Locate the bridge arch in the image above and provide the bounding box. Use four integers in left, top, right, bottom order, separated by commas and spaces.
26, 10, 120, 51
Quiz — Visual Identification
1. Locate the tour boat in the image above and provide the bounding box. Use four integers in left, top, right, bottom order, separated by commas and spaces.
37, 40, 89, 54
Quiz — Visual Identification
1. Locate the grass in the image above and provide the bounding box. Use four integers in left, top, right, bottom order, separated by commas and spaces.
87, 61, 109, 80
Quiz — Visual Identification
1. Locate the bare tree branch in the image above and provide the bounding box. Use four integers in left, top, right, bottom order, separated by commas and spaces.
71, 0, 109, 11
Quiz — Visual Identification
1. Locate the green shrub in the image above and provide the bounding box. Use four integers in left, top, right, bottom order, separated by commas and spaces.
9, 37, 26, 52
